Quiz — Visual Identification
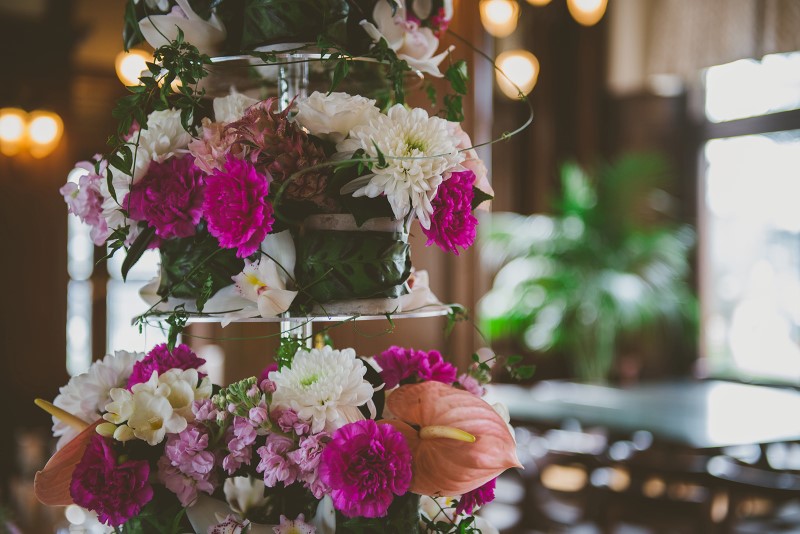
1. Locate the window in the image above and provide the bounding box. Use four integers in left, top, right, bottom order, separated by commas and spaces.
700, 51, 800, 384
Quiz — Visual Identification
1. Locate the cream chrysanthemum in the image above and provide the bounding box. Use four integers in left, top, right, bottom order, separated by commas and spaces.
337, 104, 463, 229
269, 346, 374, 433
52, 350, 144, 449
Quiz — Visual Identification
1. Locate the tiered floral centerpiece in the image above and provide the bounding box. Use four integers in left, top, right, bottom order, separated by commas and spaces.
37, 342, 524, 532
39, 0, 532, 532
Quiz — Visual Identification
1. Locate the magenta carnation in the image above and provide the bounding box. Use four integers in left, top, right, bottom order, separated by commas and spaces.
126, 156, 205, 240
127, 343, 206, 388
417, 350, 457, 385
455, 477, 496, 515
70, 434, 153, 527
376, 346, 457, 388
422, 170, 478, 255
319, 419, 412, 518
375, 346, 424, 389
203, 155, 274, 258
60, 159, 110, 245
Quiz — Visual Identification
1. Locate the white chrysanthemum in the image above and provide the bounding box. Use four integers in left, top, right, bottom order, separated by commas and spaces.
269, 346, 374, 433
52, 350, 144, 449
337, 104, 463, 229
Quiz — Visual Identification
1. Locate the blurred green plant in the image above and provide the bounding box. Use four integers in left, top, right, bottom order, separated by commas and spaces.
479, 154, 697, 382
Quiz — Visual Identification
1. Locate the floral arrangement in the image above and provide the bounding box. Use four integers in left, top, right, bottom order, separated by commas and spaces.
61, 89, 492, 323
35, 342, 521, 533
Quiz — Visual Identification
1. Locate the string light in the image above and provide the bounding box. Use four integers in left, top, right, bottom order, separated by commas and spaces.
0, 108, 28, 157
496, 50, 540, 99
0, 108, 64, 159
479, 0, 520, 38
115, 49, 151, 87
566, 0, 608, 26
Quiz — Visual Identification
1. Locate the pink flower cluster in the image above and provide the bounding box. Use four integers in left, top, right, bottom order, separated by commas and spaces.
256, 409, 329, 498
59, 159, 110, 245
127, 343, 206, 388
375, 345, 458, 389
158, 423, 218, 506
70, 434, 153, 527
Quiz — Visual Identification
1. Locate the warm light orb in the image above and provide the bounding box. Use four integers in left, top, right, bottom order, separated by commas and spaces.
115, 49, 151, 86
526, 0, 552, 5
479, 0, 520, 38
567, 0, 608, 26
496, 50, 540, 99
0, 108, 28, 156
28, 110, 64, 159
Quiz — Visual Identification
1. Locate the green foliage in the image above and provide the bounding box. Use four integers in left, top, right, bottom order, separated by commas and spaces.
294, 229, 411, 303
241, 0, 349, 48
157, 231, 244, 301
277, 336, 305, 368
336, 493, 420, 533
480, 154, 698, 381
121, 226, 156, 282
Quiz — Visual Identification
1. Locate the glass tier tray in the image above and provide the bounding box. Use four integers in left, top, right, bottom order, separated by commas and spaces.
181, 307, 451, 324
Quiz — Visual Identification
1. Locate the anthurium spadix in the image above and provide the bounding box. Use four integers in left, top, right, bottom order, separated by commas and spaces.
382, 382, 521, 496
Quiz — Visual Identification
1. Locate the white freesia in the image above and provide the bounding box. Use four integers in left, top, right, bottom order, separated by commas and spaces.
103, 369, 211, 445
360, 0, 453, 76
337, 104, 463, 229
270, 346, 374, 433
138, 0, 226, 55
223, 476, 269, 517
213, 92, 258, 123
294, 91, 381, 143
52, 350, 144, 449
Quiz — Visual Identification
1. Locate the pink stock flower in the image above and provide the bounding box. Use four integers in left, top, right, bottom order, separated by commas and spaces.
457, 373, 486, 397
125, 156, 205, 240
127, 343, 206, 389
455, 477, 497, 515
319, 419, 412, 518
223, 416, 257, 474
159, 423, 217, 506
60, 160, 110, 245
158, 457, 216, 507
193, 399, 220, 422
273, 408, 310, 436
256, 434, 298, 487
70, 434, 153, 527
422, 169, 477, 255
203, 155, 274, 258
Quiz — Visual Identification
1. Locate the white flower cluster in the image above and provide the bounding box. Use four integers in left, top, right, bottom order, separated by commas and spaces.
102, 368, 212, 445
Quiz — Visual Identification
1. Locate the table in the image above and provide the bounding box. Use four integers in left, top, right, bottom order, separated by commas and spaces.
486, 379, 800, 449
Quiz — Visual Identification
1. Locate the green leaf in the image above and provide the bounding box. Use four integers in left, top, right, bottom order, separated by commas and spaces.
445, 60, 469, 95
123, 0, 145, 51
472, 186, 493, 210
121, 225, 156, 282
444, 94, 464, 122
329, 57, 350, 94
294, 229, 411, 303
241, 0, 349, 49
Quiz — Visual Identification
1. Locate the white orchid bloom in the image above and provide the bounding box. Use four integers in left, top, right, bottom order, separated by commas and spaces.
227, 231, 298, 320
360, 0, 454, 77
138, 0, 226, 55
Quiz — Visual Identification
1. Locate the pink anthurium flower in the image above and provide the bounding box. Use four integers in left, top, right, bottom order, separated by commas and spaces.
382, 381, 521, 497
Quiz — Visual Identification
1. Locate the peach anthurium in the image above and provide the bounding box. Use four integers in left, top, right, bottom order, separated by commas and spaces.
33, 399, 99, 506
382, 381, 521, 497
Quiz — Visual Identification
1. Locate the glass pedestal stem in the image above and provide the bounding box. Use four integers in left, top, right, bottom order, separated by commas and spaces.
277, 53, 309, 111
280, 315, 313, 348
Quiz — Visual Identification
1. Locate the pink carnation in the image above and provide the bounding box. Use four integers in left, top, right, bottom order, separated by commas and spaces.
60, 160, 110, 245
375, 346, 424, 389
188, 118, 236, 174
70, 434, 153, 527
126, 156, 205, 240
422, 170, 477, 255
203, 155, 274, 258
319, 420, 412, 518
455, 477, 496, 515
376, 346, 457, 388
127, 343, 206, 388
417, 349, 457, 385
